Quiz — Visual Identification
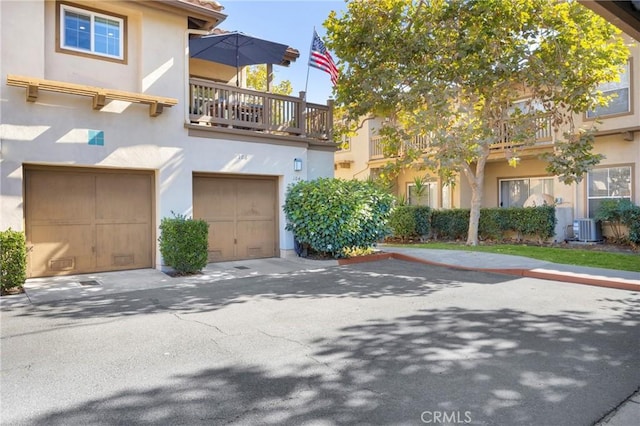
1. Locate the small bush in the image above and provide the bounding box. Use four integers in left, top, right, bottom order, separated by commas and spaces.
413, 206, 432, 237
284, 178, 394, 258
1, 229, 27, 292
597, 199, 638, 243
159, 213, 208, 274
389, 206, 417, 240
389, 205, 431, 240
620, 202, 640, 245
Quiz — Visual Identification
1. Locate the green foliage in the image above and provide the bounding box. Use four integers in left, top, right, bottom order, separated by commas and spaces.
623, 205, 640, 245
389, 206, 417, 240
596, 199, 639, 242
246, 65, 293, 95
431, 209, 470, 240
325, 0, 629, 245
506, 206, 556, 242
159, 213, 209, 274
478, 208, 509, 241
0, 229, 27, 291
413, 206, 432, 236
432, 207, 555, 243
342, 246, 376, 258
389, 205, 432, 240
284, 178, 394, 258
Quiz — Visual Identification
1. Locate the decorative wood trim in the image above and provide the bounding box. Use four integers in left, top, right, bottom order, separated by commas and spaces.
7, 74, 177, 117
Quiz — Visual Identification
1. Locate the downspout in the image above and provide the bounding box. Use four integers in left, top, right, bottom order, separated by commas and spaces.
184, 29, 209, 125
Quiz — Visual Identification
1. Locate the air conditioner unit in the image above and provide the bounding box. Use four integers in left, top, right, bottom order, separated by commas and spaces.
572, 218, 602, 242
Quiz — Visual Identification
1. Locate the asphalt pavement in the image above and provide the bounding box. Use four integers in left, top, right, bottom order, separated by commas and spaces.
1, 249, 639, 425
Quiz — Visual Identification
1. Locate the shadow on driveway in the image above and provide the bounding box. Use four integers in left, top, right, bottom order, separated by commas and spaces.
6, 260, 512, 322
19, 264, 639, 425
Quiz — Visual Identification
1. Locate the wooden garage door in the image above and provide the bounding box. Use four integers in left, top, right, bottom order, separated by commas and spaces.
25, 167, 153, 277
193, 175, 277, 262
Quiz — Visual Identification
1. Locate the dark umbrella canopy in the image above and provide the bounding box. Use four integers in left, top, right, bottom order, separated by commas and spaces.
189, 31, 289, 68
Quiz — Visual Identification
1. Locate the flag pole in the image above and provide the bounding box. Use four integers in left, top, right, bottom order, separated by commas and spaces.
304, 27, 316, 100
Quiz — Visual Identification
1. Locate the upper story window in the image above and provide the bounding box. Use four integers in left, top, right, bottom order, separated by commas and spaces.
586, 61, 631, 119
57, 2, 126, 63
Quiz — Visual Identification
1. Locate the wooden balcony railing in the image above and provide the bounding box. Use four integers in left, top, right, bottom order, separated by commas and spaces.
369, 116, 554, 160
490, 115, 554, 152
189, 78, 332, 141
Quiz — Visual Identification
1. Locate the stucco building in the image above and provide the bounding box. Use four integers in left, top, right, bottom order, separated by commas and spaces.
1, 0, 335, 277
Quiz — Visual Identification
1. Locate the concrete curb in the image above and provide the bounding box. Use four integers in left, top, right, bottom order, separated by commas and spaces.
338, 252, 640, 292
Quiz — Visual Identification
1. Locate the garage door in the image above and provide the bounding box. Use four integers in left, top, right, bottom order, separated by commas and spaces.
193, 175, 277, 262
25, 167, 153, 277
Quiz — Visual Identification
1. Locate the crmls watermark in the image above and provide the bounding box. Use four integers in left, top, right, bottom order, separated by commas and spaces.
420, 410, 472, 424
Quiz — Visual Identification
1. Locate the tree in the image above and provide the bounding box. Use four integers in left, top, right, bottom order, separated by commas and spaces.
246, 65, 293, 95
325, 0, 629, 245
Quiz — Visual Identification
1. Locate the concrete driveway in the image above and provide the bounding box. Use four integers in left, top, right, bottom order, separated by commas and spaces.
1, 259, 639, 425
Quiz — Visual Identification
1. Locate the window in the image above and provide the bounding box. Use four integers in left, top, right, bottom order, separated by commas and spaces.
499, 177, 554, 208
407, 182, 437, 208
587, 166, 632, 217
586, 61, 631, 119
58, 2, 125, 62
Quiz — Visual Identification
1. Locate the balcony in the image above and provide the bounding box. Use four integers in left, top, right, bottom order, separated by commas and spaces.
369, 116, 554, 160
189, 78, 333, 141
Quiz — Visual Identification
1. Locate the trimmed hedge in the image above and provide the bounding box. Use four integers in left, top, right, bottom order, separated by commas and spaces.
1, 229, 27, 292
284, 178, 394, 258
431, 209, 469, 240
420, 206, 556, 243
596, 199, 640, 244
159, 213, 209, 274
388, 206, 432, 240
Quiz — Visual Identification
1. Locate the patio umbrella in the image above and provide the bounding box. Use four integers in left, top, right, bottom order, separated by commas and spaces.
189, 31, 289, 86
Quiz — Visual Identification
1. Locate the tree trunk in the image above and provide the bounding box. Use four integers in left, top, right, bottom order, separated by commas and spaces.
462, 151, 488, 246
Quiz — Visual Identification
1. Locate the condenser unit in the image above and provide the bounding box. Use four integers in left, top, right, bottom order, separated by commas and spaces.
572, 218, 603, 242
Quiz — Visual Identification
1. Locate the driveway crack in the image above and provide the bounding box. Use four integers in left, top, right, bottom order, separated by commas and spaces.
172, 313, 227, 335
257, 329, 312, 350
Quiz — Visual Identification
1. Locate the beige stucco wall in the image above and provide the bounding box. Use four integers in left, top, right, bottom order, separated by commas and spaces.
334, 117, 383, 180
0, 0, 334, 267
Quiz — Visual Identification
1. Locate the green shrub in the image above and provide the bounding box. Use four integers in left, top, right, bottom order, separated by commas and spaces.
284, 178, 394, 258
389, 206, 417, 240
507, 205, 556, 242
596, 199, 637, 242
620, 202, 640, 245
159, 213, 209, 274
478, 208, 508, 241
1, 229, 27, 292
431, 209, 469, 240
413, 206, 432, 236
389, 205, 432, 240
430, 206, 555, 243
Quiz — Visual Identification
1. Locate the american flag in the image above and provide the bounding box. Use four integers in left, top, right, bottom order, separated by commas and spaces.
309, 30, 339, 86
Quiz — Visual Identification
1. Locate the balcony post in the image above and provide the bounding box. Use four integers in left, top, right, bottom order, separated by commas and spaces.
327, 99, 334, 141
299, 91, 306, 137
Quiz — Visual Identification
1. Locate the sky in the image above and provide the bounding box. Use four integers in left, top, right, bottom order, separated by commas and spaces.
219, 0, 346, 104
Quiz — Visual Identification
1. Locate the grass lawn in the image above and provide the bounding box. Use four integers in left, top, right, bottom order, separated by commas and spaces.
390, 242, 640, 273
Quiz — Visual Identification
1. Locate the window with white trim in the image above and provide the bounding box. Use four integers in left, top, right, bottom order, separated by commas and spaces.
407, 182, 437, 208
59, 2, 124, 60
586, 61, 631, 118
587, 166, 632, 217
499, 177, 554, 208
